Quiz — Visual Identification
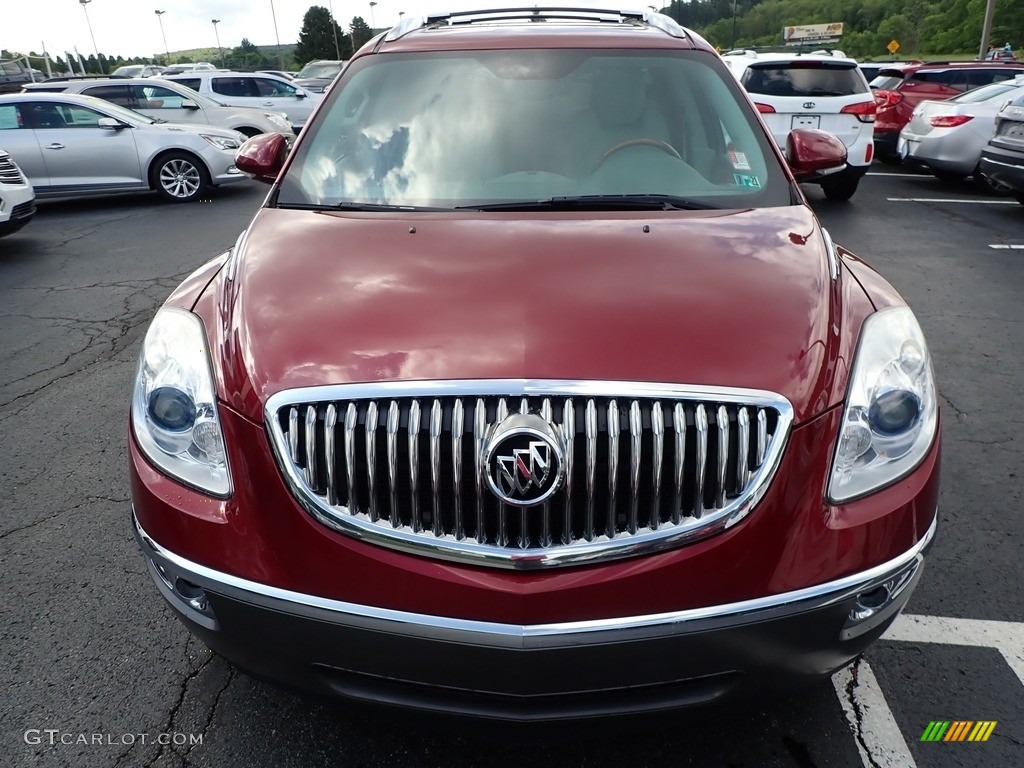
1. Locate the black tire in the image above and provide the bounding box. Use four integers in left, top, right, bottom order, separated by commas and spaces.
1015, 194, 1024, 207
877, 153, 902, 165
151, 152, 209, 203
821, 176, 860, 202
972, 166, 1010, 196
933, 170, 966, 183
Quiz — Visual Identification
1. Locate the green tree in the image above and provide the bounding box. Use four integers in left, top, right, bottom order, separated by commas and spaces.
296, 6, 350, 64
350, 16, 373, 52
226, 38, 271, 70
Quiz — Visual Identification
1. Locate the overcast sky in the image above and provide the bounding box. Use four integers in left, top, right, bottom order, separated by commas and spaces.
4, 1, 645, 61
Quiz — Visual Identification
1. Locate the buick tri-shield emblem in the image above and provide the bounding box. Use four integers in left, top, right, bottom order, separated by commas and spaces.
483, 413, 565, 506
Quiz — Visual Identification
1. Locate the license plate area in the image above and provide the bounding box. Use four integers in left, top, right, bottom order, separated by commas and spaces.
1001, 121, 1024, 139
792, 115, 820, 130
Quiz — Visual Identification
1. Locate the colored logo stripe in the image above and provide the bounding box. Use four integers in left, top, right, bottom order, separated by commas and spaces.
920, 721, 996, 742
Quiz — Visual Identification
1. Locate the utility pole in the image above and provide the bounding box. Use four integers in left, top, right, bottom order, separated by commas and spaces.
212, 19, 225, 68
327, 0, 341, 59
978, 0, 997, 60
155, 10, 170, 65
79, 0, 104, 74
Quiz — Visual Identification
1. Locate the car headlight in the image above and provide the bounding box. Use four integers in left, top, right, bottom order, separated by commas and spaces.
263, 112, 291, 129
828, 306, 938, 503
201, 134, 241, 151
132, 308, 232, 497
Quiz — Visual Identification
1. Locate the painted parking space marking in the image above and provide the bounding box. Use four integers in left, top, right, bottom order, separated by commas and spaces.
834, 660, 917, 768
867, 172, 930, 178
989, 244, 1024, 249
835, 613, 1024, 768
886, 197, 1019, 204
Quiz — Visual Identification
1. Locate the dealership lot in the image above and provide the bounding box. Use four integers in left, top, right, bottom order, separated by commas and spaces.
1, 170, 1022, 767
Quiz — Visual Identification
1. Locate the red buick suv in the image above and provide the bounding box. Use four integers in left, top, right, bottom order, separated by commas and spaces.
130, 8, 940, 721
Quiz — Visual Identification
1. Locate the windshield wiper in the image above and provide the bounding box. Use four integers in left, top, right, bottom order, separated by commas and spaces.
457, 194, 718, 212
277, 201, 452, 212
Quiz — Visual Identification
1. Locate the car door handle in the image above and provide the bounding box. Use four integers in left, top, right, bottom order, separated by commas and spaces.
46, 143, 65, 150
262, 101, 274, 106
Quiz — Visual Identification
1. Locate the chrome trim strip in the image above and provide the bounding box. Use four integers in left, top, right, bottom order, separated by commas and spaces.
716, 404, 729, 509
344, 402, 357, 510
628, 400, 642, 535
264, 380, 795, 570
135, 513, 936, 648
474, 398, 486, 544
672, 402, 685, 526
693, 404, 707, 519
756, 408, 768, 466
606, 399, 619, 539
408, 399, 421, 533
584, 398, 597, 542
366, 401, 379, 523
386, 401, 399, 527
650, 401, 664, 531
540, 398, 553, 547
324, 404, 338, 506
451, 399, 464, 541
737, 407, 750, 493
561, 398, 575, 545
429, 399, 442, 536
822, 227, 839, 281
304, 406, 318, 489
287, 407, 299, 466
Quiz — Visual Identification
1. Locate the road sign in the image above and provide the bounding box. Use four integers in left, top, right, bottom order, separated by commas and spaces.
887, 39, 900, 54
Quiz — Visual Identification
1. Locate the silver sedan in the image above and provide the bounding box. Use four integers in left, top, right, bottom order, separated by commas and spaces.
898, 79, 1024, 193
0, 92, 249, 203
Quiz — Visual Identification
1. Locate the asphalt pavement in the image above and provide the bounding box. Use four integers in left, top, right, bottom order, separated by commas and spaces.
1, 170, 1021, 768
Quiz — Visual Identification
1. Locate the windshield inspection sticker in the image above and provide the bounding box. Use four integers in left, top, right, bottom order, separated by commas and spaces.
734, 174, 761, 188
728, 150, 751, 170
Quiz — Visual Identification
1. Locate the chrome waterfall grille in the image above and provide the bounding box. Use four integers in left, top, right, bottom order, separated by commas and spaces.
0, 155, 24, 185
266, 381, 793, 569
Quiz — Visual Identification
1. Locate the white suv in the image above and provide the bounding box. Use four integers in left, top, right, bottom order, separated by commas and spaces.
722, 50, 876, 200
164, 72, 320, 131
0, 150, 35, 238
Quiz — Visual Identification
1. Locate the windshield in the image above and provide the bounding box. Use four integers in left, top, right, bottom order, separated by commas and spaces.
951, 81, 1022, 104
277, 50, 790, 210
297, 63, 342, 79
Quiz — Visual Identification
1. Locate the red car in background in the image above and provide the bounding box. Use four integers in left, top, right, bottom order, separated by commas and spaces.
129, 7, 940, 721
872, 60, 1024, 161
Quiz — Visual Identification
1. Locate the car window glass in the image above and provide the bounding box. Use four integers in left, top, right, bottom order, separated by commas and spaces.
131, 84, 188, 109
742, 63, 867, 97
254, 78, 296, 96
212, 77, 255, 97
52, 103, 108, 127
0, 104, 24, 129
279, 50, 789, 209
870, 74, 903, 90
951, 82, 1018, 103
82, 84, 133, 107
174, 78, 202, 93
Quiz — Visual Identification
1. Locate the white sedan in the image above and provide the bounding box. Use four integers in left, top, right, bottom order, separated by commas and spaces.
0, 92, 249, 203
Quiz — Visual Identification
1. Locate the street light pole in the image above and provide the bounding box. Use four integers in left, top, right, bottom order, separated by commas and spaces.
155, 10, 170, 65
327, 0, 341, 59
730, 0, 738, 49
369, 1, 378, 30
211, 19, 225, 68
269, 0, 283, 69
79, 0, 104, 74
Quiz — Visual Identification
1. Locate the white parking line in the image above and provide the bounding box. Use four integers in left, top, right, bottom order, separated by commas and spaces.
834, 660, 917, 768
885, 613, 1024, 686
867, 172, 928, 178
887, 197, 1019, 204
989, 244, 1024, 249
834, 613, 1024, 768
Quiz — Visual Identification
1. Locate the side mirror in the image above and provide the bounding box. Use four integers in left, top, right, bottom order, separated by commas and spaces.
97, 117, 126, 130
786, 129, 847, 181
180, 99, 200, 110
295, 90, 307, 99
235, 132, 290, 184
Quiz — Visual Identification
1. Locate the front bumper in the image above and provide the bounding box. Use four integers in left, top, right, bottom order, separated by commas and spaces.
136, 511, 935, 721
980, 144, 1024, 194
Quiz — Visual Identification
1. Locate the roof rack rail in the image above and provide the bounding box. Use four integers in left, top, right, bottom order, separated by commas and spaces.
37, 74, 129, 82
384, 7, 689, 43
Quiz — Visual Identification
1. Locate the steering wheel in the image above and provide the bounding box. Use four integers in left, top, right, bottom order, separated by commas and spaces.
596, 137, 682, 169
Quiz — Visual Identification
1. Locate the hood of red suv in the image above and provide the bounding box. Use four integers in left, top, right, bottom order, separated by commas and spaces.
210, 205, 851, 424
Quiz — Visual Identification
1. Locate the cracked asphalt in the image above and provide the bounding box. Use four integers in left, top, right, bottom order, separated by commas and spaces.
1, 172, 1021, 768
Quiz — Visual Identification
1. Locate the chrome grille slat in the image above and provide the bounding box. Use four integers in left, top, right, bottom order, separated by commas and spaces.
429, 399, 442, 536
451, 399, 465, 541
366, 402, 379, 522
408, 399, 421, 533
606, 399, 619, 540
270, 382, 792, 570
325, 404, 338, 505
693, 404, 707, 519
628, 400, 642, 535
344, 403, 357, 511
